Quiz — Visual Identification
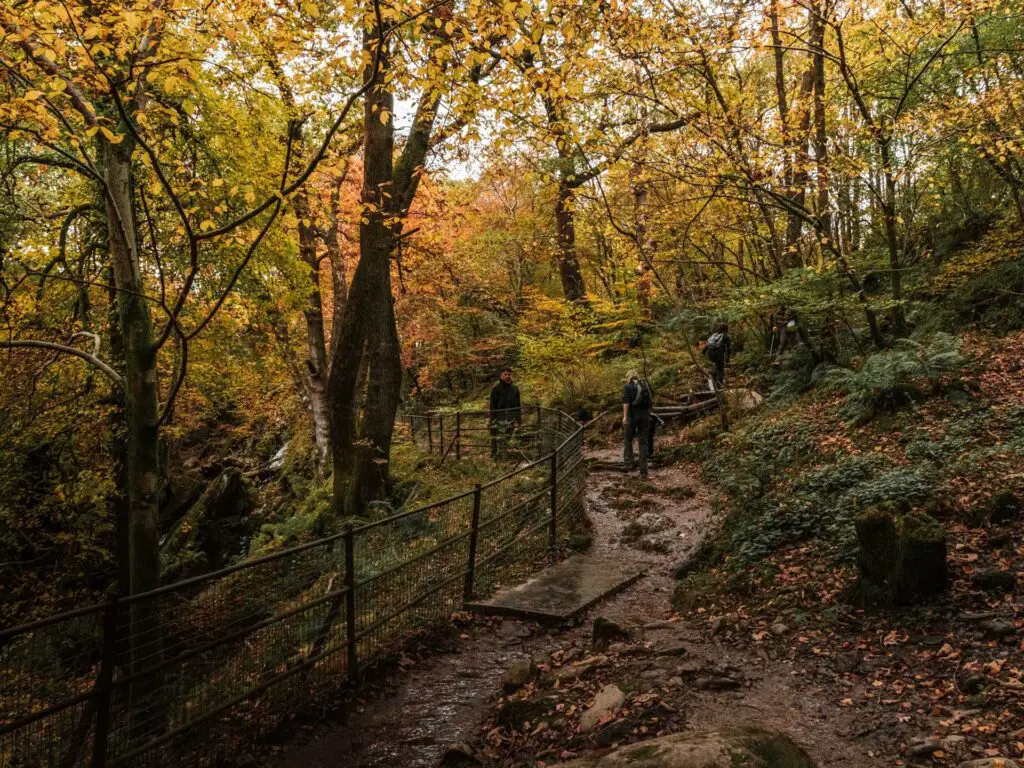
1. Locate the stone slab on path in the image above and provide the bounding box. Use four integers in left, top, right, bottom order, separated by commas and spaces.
467, 554, 644, 621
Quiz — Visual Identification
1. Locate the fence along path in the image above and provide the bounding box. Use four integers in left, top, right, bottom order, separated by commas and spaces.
0, 407, 586, 768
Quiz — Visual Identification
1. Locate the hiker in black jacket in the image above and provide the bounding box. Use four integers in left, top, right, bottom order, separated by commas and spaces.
702, 322, 731, 389
489, 367, 521, 459
622, 370, 652, 478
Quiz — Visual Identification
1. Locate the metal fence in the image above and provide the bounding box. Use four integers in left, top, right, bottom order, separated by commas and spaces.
0, 408, 585, 768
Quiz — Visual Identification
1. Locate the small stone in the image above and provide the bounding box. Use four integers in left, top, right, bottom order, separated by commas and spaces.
835, 652, 861, 674
608, 642, 631, 655
595, 718, 633, 747
986, 530, 1014, 550
972, 569, 1017, 594
693, 676, 742, 691
638, 536, 670, 554
675, 659, 707, 676
501, 658, 536, 693
579, 684, 626, 731
655, 644, 689, 657
666, 675, 683, 688
562, 647, 585, 664
770, 623, 789, 636
942, 735, 967, 749
640, 669, 664, 680
711, 615, 736, 636
961, 674, 987, 695
906, 738, 941, 758
538, 655, 609, 687
439, 743, 479, 766
634, 512, 671, 533
979, 619, 1016, 638
643, 620, 676, 631
593, 617, 630, 650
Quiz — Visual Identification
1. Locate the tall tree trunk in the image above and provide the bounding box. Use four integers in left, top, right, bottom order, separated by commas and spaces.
879, 138, 906, 337
785, 38, 816, 263
102, 137, 162, 730
326, 176, 348, 360
543, 95, 587, 302
632, 164, 653, 312
810, 3, 831, 246
106, 266, 131, 598
554, 177, 587, 301
329, 21, 401, 516
769, 0, 800, 265
293, 180, 332, 476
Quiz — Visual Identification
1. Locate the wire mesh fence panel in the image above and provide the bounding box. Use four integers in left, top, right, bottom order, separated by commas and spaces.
0, 606, 107, 768
104, 536, 351, 767
473, 456, 554, 597
352, 495, 475, 660
2, 408, 586, 768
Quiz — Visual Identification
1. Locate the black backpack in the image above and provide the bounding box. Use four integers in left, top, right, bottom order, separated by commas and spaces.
632, 379, 652, 409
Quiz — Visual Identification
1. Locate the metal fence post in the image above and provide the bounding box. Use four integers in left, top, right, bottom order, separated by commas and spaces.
455, 412, 461, 461
439, 416, 445, 462
464, 484, 482, 603
91, 594, 119, 768
427, 416, 433, 454
549, 450, 558, 563
344, 525, 357, 681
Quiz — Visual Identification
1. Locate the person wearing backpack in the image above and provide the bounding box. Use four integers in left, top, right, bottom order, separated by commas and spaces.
622, 370, 652, 478
702, 322, 731, 389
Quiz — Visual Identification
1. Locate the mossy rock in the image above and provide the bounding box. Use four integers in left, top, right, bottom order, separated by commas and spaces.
854, 502, 947, 606
989, 489, 1022, 524
557, 727, 815, 767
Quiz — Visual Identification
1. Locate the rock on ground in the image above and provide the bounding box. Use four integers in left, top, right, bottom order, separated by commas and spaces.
557, 727, 815, 767
579, 684, 626, 731
501, 657, 536, 692
593, 616, 630, 650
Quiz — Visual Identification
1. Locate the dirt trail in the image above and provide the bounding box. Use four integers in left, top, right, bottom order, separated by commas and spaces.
265, 445, 880, 768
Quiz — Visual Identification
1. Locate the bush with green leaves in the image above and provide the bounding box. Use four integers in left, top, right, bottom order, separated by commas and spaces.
823, 333, 964, 424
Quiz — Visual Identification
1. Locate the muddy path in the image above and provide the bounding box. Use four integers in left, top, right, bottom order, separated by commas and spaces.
264, 444, 882, 768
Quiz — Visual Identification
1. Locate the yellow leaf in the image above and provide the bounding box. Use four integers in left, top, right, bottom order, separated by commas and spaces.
445, 20, 454, 35
200, 219, 215, 232
99, 127, 124, 144
24, 90, 43, 101
379, 109, 390, 124
212, 178, 224, 187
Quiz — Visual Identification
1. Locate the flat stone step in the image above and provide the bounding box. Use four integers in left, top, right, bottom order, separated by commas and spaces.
467, 555, 644, 621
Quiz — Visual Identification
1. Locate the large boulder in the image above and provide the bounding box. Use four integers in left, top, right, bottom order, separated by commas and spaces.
855, 502, 947, 605
160, 468, 254, 582
559, 728, 815, 767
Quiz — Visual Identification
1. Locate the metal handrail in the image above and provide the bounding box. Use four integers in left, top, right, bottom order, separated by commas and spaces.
1, 406, 586, 768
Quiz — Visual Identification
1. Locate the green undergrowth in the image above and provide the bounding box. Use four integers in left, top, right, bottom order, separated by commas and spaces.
677, 339, 1024, 594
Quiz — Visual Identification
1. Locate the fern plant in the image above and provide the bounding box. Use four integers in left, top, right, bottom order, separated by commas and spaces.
824, 333, 964, 424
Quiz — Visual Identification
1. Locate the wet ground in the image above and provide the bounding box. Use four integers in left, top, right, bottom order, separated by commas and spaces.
265, 442, 883, 768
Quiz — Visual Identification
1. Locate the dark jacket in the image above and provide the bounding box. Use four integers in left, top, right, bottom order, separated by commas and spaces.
489, 380, 521, 421
623, 380, 651, 417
